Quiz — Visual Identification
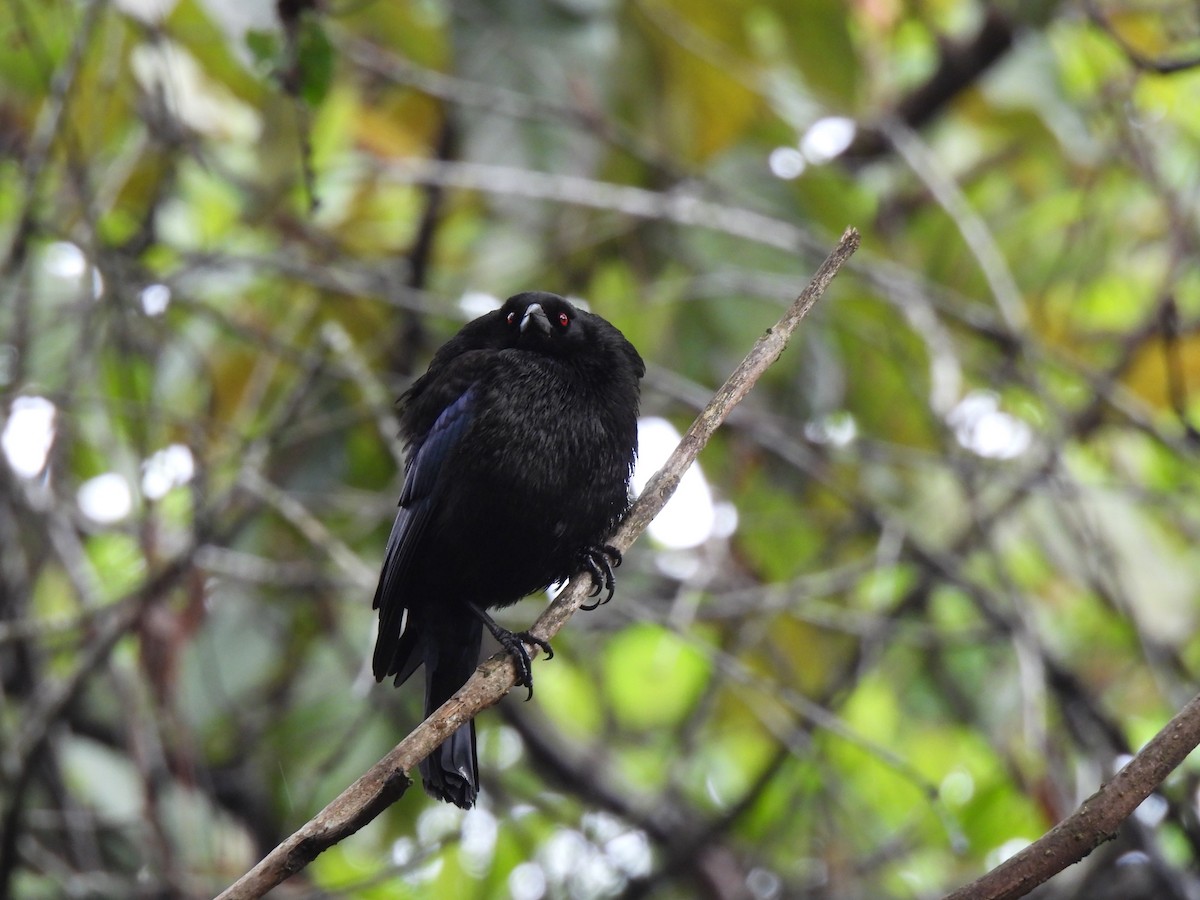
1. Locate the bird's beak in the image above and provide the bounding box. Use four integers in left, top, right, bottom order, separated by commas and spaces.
520, 303, 551, 335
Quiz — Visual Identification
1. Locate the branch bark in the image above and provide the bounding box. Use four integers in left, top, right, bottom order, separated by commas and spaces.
214, 226, 860, 900
942, 690, 1200, 900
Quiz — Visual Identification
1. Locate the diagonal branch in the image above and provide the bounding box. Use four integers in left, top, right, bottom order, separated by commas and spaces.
214, 227, 861, 900
941, 689, 1200, 900
1083, 0, 1200, 75
840, 7, 1016, 163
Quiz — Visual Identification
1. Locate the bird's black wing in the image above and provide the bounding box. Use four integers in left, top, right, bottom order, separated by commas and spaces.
371, 385, 476, 683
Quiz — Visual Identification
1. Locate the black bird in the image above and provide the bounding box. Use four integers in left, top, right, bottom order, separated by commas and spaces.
372, 291, 644, 808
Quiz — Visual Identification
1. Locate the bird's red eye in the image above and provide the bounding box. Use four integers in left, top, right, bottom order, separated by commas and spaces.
557, 312, 570, 328
506, 311, 517, 326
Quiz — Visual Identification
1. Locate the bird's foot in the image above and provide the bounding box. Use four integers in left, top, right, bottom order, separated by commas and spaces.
579, 544, 621, 611
468, 605, 552, 701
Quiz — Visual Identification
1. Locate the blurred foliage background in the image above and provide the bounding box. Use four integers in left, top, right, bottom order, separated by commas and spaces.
3, 0, 1200, 897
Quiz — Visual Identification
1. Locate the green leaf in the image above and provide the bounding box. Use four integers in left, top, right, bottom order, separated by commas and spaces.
245, 29, 280, 72
297, 16, 335, 107
603, 623, 711, 730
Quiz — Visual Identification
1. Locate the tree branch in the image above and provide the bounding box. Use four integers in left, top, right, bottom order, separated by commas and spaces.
1084, 0, 1200, 75
942, 690, 1200, 900
214, 226, 860, 900
841, 7, 1015, 163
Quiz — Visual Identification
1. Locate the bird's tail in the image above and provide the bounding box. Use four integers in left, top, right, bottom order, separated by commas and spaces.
418, 617, 482, 809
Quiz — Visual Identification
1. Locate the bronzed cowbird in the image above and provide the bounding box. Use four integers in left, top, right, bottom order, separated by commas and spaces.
371, 291, 644, 808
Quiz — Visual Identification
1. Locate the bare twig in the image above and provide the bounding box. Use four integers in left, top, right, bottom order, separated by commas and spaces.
882, 119, 1026, 333
214, 227, 860, 900
942, 691, 1200, 900
383, 158, 830, 257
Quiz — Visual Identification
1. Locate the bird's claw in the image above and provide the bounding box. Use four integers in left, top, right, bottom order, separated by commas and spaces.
469, 606, 553, 701
579, 544, 621, 611
495, 629, 552, 701
506, 630, 554, 700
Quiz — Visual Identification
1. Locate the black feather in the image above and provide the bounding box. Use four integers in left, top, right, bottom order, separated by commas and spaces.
371, 291, 644, 808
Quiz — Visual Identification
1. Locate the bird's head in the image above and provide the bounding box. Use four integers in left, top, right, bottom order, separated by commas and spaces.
435, 290, 643, 379
500, 292, 586, 356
